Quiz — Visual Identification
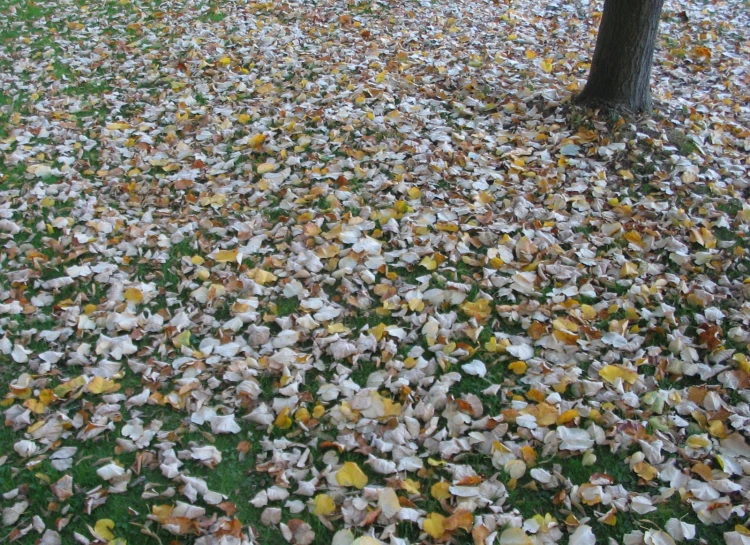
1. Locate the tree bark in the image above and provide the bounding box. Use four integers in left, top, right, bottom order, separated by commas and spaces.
577, 0, 665, 113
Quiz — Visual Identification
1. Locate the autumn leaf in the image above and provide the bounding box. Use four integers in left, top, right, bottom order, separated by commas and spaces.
123, 287, 143, 304
93, 519, 115, 541
312, 494, 336, 516
213, 248, 240, 263
336, 462, 368, 489
599, 365, 639, 385
424, 513, 445, 539
87, 376, 120, 395
431, 481, 451, 500
461, 299, 492, 321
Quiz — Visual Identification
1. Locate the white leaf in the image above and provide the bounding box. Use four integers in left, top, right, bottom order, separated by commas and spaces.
499, 527, 533, 545
645, 530, 677, 545
172, 502, 205, 519
506, 344, 534, 360
557, 427, 594, 451
378, 487, 400, 519
665, 519, 695, 542
96, 462, 125, 481
569, 525, 596, 545
13, 440, 39, 458
724, 532, 750, 545
261, 507, 282, 526
3, 501, 29, 525
462, 360, 487, 377
40, 530, 61, 545
332, 529, 355, 545
210, 414, 241, 434
631, 495, 657, 514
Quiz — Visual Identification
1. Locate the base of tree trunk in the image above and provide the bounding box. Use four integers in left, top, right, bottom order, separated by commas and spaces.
574, 91, 653, 116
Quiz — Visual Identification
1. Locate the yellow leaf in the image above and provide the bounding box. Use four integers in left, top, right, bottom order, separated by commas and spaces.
708, 420, 727, 438
375, 70, 387, 83
54, 376, 86, 398
534, 402, 559, 427
580, 304, 597, 320
105, 122, 129, 131
435, 222, 459, 232
172, 330, 192, 348
312, 494, 336, 516
151, 504, 173, 522
191, 255, 205, 266
419, 255, 438, 271
383, 398, 402, 418
248, 134, 266, 148
87, 376, 119, 395
218, 56, 231, 65
431, 481, 451, 500
556, 409, 579, 426
294, 407, 310, 423
257, 162, 276, 174
424, 513, 445, 539
123, 287, 143, 304
620, 261, 638, 277
327, 323, 351, 334
237, 113, 251, 124
370, 323, 387, 341
39, 389, 56, 406
508, 361, 527, 375
274, 407, 292, 429
525, 50, 537, 60
461, 299, 492, 321
213, 249, 239, 263
254, 269, 277, 285
336, 462, 368, 489
24, 398, 46, 414
407, 187, 422, 200
599, 365, 638, 385
601, 510, 617, 526
484, 336, 500, 353
633, 462, 658, 481
552, 317, 578, 333
401, 479, 421, 494
94, 519, 115, 541
541, 58, 553, 73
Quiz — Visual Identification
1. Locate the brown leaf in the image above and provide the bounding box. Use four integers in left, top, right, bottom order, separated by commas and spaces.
359, 507, 382, 527
444, 510, 473, 532
472, 525, 491, 545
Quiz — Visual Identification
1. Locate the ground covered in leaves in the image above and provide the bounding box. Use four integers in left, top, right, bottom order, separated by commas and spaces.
1, 0, 749, 544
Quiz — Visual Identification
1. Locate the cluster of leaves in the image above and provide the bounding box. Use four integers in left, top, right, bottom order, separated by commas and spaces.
1, 0, 749, 545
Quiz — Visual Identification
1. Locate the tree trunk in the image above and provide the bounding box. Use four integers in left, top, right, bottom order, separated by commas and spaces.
577, 0, 665, 113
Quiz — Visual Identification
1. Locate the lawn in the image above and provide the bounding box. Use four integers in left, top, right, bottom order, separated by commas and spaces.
1, 0, 749, 544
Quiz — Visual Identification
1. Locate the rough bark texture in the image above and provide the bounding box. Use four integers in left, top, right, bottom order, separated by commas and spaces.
578, 0, 665, 113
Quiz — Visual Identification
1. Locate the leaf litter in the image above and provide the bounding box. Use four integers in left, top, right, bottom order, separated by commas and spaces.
0, 0, 749, 544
